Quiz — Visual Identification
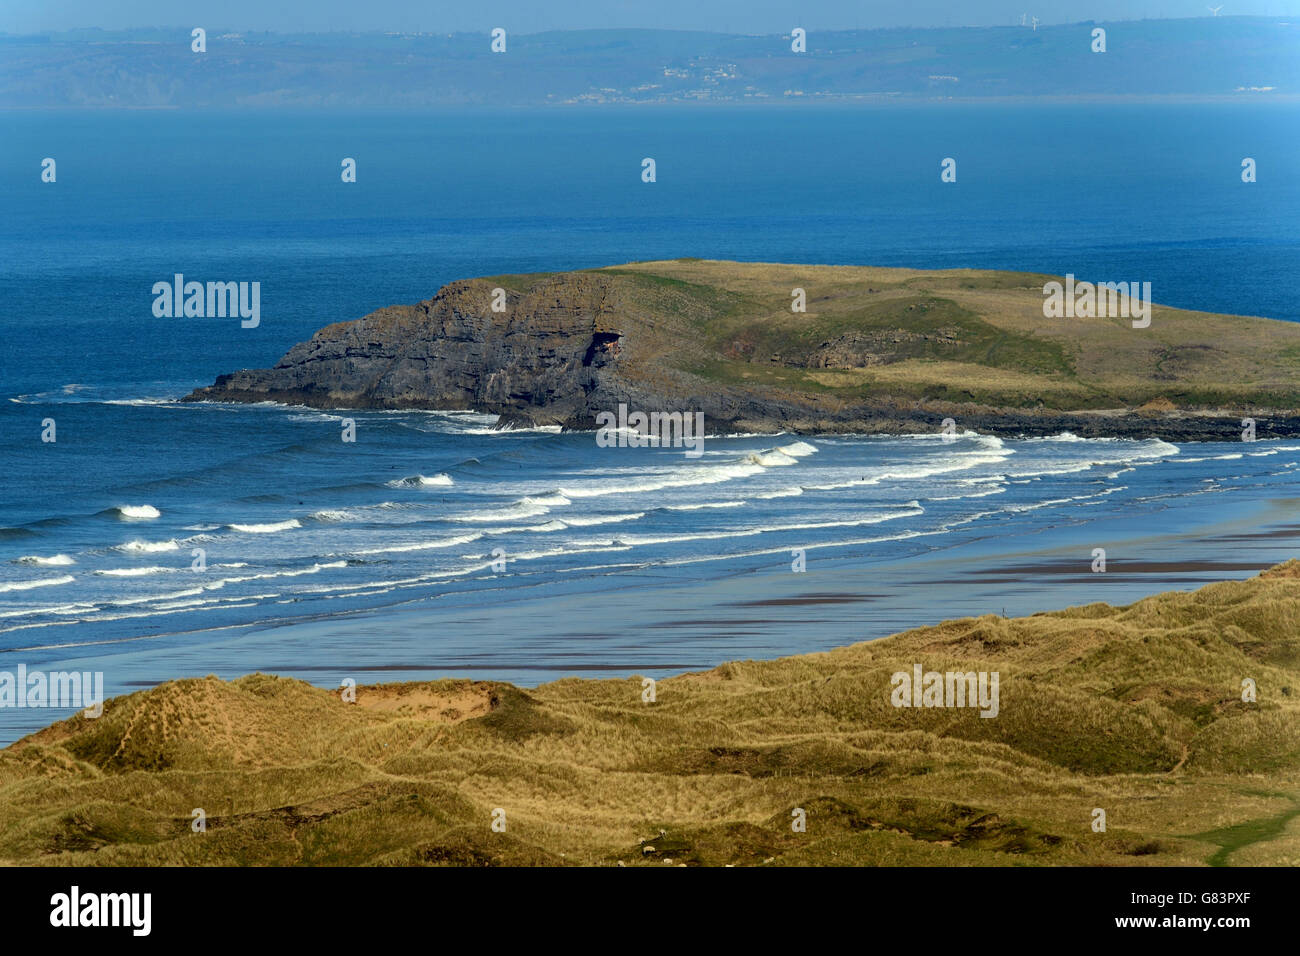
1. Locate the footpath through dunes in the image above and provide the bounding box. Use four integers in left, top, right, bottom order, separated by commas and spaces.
1, 563, 1298, 866
184, 259, 1300, 440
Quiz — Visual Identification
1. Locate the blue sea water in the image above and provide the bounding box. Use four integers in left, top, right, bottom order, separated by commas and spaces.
0, 105, 1298, 742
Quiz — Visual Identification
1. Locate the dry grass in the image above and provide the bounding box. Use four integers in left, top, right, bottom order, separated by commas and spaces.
2, 564, 1298, 866
594, 259, 1300, 413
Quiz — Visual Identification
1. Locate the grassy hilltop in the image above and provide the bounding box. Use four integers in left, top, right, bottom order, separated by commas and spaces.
596, 260, 1300, 417
188, 260, 1300, 438
1, 563, 1298, 866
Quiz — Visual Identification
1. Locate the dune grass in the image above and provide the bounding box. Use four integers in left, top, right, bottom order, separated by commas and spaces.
1, 563, 1298, 866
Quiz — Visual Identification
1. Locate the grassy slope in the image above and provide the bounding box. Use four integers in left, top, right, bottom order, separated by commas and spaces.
1, 563, 1298, 866
552, 259, 1300, 413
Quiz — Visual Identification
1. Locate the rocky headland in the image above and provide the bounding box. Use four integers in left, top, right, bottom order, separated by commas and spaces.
184, 260, 1300, 440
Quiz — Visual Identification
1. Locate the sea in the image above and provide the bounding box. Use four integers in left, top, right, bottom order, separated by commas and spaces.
1, 104, 1298, 743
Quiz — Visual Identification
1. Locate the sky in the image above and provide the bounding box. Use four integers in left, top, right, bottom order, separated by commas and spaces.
3, 0, 1299, 34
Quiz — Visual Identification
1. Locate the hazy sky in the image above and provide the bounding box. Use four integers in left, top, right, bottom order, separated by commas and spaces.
4, 0, 1299, 34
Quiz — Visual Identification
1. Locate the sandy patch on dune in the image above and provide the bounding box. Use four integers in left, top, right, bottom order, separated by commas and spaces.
355, 682, 495, 722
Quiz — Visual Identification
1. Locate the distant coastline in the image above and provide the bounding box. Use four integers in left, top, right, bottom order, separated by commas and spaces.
6, 93, 1300, 111
4, 18, 1295, 109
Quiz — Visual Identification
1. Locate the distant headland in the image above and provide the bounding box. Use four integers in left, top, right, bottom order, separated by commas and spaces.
184, 259, 1300, 440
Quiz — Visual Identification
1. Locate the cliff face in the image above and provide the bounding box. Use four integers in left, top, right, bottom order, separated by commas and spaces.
184, 268, 830, 433
184, 260, 1300, 439
186, 273, 627, 426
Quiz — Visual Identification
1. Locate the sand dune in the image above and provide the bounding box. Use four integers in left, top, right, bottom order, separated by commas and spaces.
1, 563, 1298, 866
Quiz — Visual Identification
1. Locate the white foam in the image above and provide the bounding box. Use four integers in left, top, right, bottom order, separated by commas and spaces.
652, 528, 934, 570
309, 509, 358, 522
460, 424, 563, 435
929, 484, 1008, 501
0, 575, 75, 593
96, 562, 348, 609
95, 566, 177, 577
755, 486, 804, 499
1002, 496, 1077, 513
809, 451, 1008, 490
747, 450, 799, 467
52, 600, 259, 624
1006, 438, 1178, 478
524, 519, 570, 532
212, 561, 348, 584
0, 602, 95, 619
485, 520, 570, 534
116, 538, 180, 553
386, 473, 454, 488
1002, 463, 1098, 477
109, 586, 207, 607
896, 429, 1001, 448
1023, 432, 1114, 443
451, 501, 552, 522
352, 532, 484, 555
293, 574, 432, 594
1173, 453, 1241, 464
560, 461, 766, 498
904, 429, 1003, 450
521, 493, 572, 507
16, 554, 76, 566
227, 519, 302, 533
557, 512, 646, 527
116, 504, 161, 519
509, 546, 590, 562
612, 507, 923, 546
